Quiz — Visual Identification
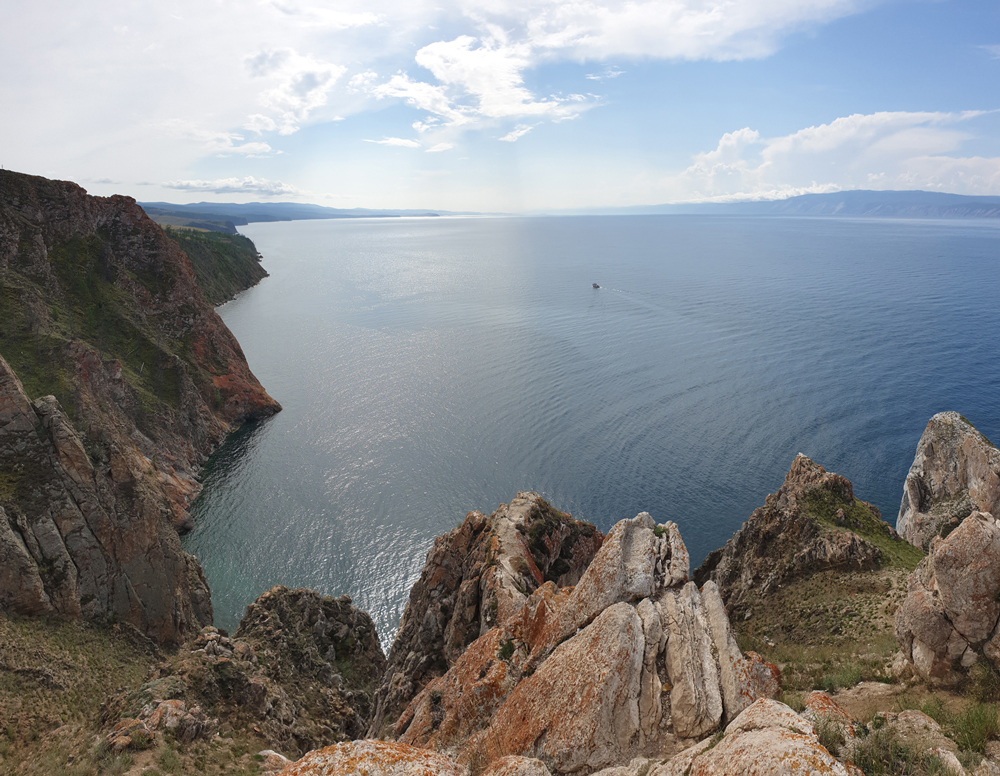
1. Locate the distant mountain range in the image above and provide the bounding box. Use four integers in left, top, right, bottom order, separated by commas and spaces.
544, 190, 1000, 219
139, 201, 484, 233
142, 190, 1000, 233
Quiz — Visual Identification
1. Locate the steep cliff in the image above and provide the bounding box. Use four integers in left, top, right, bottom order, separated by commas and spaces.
164, 228, 268, 306
0, 169, 280, 642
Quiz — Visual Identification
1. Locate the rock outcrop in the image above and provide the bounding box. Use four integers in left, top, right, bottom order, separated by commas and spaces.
390, 510, 779, 774
0, 169, 280, 642
103, 587, 386, 758
897, 412, 1000, 550
368, 492, 603, 737
895, 511, 1000, 684
650, 698, 862, 776
695, 454, 903, 615
278, 740, 467, 776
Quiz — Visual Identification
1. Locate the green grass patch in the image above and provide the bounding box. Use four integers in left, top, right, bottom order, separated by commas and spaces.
804, 491, 924, 570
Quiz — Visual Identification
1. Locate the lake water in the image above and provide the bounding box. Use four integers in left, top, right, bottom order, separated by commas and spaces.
184, 215, 1000, 642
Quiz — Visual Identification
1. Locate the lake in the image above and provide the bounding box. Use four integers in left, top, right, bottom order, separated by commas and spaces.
183, 214, 1000, 643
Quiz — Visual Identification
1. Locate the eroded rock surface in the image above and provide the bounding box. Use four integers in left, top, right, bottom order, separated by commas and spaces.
896, 511, 1000, 683
368, 492, 603, 736
278, 740, 466, 776
650, 699, 862, 776
390, 509, 779, 774
103, 587, 386, 758
897, 412, 1000, 550
696, 454, 893, 615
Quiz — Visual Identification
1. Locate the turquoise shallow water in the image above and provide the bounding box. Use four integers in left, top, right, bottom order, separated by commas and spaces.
184, 214, 1000, 642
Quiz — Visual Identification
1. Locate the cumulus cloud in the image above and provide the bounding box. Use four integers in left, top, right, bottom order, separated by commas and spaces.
499, 124, 534, 142
245, 48, 346, 134
661, 110, 1000, 201
162, 176, 304, 195
363, 137, 422, 147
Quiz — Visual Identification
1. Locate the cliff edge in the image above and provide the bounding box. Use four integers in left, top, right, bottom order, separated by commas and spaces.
0, 169, 280, 642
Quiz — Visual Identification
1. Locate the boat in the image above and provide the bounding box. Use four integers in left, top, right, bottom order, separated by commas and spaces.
592, 283, 600, 289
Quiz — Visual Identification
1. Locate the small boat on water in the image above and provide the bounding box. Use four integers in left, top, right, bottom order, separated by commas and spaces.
592, 283, 600, 289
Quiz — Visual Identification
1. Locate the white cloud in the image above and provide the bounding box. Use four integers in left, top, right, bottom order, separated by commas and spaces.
500, 124, 534, 142
162, 176, 304, 195
162, 120, 274, 156
363, 137, 422, 147
245, 48, 346, 134
585, 67, 625, 81
426, 142, 454, 152
980, 44, 1000, 59
659, 110, 1000, 202
347, 70, 379, 93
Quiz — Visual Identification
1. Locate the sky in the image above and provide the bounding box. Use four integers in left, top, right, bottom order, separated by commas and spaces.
2, 0, 999, 211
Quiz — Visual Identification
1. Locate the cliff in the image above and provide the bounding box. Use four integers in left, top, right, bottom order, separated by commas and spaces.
164, 228, 269, 305
0, 169, 280, 643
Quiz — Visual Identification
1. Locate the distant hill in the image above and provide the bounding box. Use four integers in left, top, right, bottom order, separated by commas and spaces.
139, 201, 484, 233
550, 190, 1000, 219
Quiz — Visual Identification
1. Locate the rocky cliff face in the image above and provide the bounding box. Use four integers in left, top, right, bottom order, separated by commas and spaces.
695, 454, 918, 615
389, 510, 779, 774
896, 411, 1000, 550
368, 492, 604, 737
0, 170, 280, 642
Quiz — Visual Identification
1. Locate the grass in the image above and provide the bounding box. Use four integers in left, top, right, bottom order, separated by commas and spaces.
164, 229, 267, 306
849, 727, 950, 776
803, 491, 924, 571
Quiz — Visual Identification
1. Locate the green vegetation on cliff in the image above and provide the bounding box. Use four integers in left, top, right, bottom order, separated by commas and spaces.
164, 228, 268, 306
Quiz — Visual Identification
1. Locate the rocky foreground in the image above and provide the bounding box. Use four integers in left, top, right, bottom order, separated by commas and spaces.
5, 408, 1000, 776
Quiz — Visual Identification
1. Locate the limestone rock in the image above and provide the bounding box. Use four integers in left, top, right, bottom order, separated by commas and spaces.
875, 710, 957, 754
651, 699, 858, 776
895, 512, 1000, 682
368, 492, 602, 736
277, 740, 466, 776
897, 412, 1000, 550
696, 454, 889, 615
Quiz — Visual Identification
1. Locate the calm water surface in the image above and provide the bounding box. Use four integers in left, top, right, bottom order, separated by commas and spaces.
184, 215, 1000, 641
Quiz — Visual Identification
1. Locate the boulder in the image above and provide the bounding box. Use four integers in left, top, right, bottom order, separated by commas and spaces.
897, 412, 1000, 550
277, 740, 466, 776
650, 699, 862, 776
368, 493, 603, 736
895, 512, 1000, 682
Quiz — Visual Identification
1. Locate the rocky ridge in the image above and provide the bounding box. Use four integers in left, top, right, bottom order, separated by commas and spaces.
368, 492, 604, 737
695, 453, 920, 614
391, 509, 779, 773
0, 169, 280, 643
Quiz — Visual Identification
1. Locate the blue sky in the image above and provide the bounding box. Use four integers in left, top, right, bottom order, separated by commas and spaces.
2, 0, 998, 210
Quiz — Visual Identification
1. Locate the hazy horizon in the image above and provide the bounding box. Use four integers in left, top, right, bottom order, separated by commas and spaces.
3, 1, 999, 211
